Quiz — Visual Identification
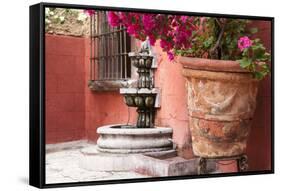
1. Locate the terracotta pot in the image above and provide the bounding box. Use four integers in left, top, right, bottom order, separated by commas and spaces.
179, 57, 259, 158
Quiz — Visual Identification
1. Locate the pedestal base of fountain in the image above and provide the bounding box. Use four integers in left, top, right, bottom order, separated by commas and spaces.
96, 124, 173, 154
80, 124, 217, 175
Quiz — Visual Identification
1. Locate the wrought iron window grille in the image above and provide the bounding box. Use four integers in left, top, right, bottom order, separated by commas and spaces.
89, 11, 131, 83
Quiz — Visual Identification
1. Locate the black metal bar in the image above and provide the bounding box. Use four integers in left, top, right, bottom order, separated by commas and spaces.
91, 28, 126, 38
92, 78, 128, 81
90, 14, 93, 80
91, 53, 128, 59
93, 14, 97, 80
101, 11, 106, 78
109, 20, 113, 79
114, 27, 118, 79
105, 12, 109, 79
111, 24, 114, 79
124, 29, 127, 79
118, 26, 123, 78
92, 13, 98, 81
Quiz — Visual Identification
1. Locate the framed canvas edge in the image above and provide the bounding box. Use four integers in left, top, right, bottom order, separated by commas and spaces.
29, 2, 275, 189
29, 3, 46, 189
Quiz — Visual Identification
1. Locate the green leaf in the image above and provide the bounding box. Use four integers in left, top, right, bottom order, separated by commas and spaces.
203, 36, 214, 48
252, 46, 266, 59
260, 52, 271, 62
253, 71, 265, 80
261, 64, 270, 74
250, 27, 258, 34
242, 48, 249, 56
253, 38, 261, 43
238, 58, 252, 68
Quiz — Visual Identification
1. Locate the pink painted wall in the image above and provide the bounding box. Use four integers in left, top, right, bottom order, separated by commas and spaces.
153, 44, 194, 158
246, 20, 272, 171
84, 91, 138, 141
45, 20, 272, 172
84, 38, 137, 141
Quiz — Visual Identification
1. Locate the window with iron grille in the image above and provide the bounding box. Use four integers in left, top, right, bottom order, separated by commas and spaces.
90, 11, 131, 85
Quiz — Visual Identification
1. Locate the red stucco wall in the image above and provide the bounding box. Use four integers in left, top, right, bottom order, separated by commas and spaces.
45, 34, 86, 143
83, 38, 138, 141
153, 44, 194, 158
246, 20, 272, 171
45, 20, 272, 171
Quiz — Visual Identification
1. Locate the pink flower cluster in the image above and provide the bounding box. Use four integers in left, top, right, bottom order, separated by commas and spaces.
238, 36, 252, 51
107, 12, 196, 60
107, 12, 120, 26
84, 10, 95, 16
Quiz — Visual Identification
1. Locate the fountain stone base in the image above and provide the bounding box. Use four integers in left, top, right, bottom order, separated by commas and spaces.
97, 124, 173, 154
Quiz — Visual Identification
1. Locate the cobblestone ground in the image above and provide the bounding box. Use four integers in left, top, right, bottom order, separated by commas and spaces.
46, 141, 149, 184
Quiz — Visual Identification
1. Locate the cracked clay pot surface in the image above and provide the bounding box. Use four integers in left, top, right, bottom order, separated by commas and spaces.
179, 57, 259, 158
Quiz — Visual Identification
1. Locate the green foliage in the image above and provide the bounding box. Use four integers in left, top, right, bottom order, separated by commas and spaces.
238, 39, 270, 80
179, 18, 271, 80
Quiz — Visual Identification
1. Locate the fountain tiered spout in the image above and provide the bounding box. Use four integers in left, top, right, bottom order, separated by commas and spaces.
120, 44, 160, 128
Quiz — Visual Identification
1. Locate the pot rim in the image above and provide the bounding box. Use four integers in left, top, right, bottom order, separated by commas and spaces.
177, 56, 250, 73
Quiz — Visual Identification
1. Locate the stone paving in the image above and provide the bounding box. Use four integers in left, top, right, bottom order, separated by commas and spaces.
46, 140, 149, 184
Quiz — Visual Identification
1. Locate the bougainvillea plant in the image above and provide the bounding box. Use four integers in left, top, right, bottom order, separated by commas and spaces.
179, 18, 271, 79
85, 11, 270, 79
106, 12, 197, 61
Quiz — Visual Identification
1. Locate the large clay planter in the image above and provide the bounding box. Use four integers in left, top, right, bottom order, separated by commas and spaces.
179, 57, 259, 158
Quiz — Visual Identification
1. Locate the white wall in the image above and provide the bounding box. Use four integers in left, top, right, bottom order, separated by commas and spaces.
0, 0, 279, 191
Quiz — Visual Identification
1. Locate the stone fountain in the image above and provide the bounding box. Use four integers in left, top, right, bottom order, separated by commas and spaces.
80, 41, 216, 176
96, 41, 174, 154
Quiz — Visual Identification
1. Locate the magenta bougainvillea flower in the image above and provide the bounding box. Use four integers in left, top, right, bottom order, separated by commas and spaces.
142, 14, 156, 32
104, 12, 270, 78
173, 25, 192, 48
127, 24, 140, 35
238, 36, 252, 51
167, 51, 175, 61
107, 12, 196, 60
84, 10, 95, 16
108, 11, 120, 27
160, 39, 173, 51
148, 35, 156, 46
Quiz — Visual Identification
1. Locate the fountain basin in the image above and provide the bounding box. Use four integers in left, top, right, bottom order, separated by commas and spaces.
97, 124, 173, 154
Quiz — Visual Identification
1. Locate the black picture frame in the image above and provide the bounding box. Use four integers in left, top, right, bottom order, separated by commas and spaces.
29, 2, 275, 188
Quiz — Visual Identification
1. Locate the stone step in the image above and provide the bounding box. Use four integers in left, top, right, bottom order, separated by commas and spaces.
79, 146, 217, 177
134, 155, 216, 177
